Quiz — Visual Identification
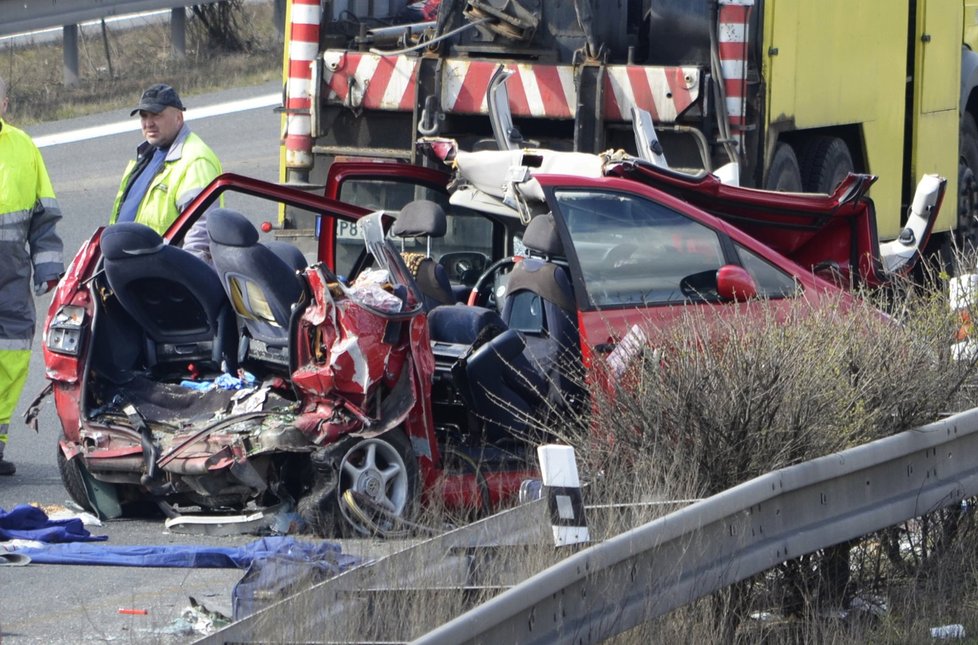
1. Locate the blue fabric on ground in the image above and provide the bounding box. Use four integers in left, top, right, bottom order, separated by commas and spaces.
0, 505, 107, 543
15, 536, 361, 573
232, 540, 364, 620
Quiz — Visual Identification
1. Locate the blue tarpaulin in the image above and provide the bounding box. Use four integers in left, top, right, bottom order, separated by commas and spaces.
0, 505, 107, 543
13, 536, 359, 570
5, 507, 365, 621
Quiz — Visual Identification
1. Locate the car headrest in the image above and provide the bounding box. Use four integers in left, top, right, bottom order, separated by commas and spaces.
392, 200, 447, 238
207, 208, 259, 247
523, 213, 563, 257
428, 304, 507, 345
100, 222, 165, 260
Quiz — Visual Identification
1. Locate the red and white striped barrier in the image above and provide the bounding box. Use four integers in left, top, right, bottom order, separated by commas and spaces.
284, 0, 321, 170
321, 52, 700, 124
717, 0, 754, 153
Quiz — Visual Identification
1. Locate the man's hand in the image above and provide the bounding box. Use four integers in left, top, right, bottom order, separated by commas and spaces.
35, 279, 59, 296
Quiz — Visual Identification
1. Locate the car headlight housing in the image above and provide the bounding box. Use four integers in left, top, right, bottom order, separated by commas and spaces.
47, 305, 86, 356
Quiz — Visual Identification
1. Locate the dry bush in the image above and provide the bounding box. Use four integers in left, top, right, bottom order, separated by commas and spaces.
541, 271, 978, 641
0, 1, 280, 125
562, 283, 974, 501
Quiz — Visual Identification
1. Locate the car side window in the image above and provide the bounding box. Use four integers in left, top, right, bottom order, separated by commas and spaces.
555, 190, 725, 307
734, 243, 799, 298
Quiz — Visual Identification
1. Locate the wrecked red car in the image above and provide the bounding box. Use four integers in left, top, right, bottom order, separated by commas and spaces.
34, 148, 944, 536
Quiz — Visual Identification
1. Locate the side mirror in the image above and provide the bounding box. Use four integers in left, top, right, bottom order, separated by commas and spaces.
716, 265, 758, 302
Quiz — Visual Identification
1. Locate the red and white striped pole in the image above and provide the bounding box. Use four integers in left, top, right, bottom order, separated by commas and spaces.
717, 0, 754, 155
284, 0, 321, 174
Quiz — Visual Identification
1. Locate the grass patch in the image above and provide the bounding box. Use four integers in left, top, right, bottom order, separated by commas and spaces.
0, 1, 281, 125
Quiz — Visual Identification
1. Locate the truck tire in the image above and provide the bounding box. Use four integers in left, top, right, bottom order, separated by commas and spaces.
798, 135, 854, 194
764, 143, 803, 192
958, 112, 978, 252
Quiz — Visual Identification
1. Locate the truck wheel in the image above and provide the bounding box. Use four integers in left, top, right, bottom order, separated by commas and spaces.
798, 135, 854, 194
57, 447, 95, 513
336, 429, 419, 537
764, 143, 803, 192
958, 112, 978, 252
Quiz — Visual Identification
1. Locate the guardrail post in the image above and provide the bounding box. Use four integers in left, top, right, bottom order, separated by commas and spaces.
63, 24, 80, 87
171, 8, 186, 58
539, 444, 589, 547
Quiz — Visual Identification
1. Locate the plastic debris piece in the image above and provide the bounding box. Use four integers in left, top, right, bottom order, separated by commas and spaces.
182, 596, 230, 635
46, 507, 103, 527
214, 370, 258, 391
229, 386, 270, 414
179, 380, 214, 392
349, 268, 403, 312
118, 608, 148, 615
519, 478, 542, 503
164, 505, 285, 536
0, 552, 30, 566
931, 624, 966, 639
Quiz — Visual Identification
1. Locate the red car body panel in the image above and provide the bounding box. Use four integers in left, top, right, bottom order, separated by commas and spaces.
37, 156, 925, 529
607, 163, 943, 288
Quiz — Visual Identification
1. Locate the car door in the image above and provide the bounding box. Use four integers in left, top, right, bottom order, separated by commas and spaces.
539, 176, 829, 367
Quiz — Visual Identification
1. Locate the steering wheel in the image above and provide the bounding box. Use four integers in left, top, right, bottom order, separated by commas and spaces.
467, 256, 520, 307
601, 242, 637, 269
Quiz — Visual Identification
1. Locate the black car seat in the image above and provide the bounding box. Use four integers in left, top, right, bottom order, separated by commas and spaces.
500, 213, 583, 408
206, 208, 305, 367
462, 328, 548, 442
100, 222, 236, 372
391, 200, 455, 310
427, 304, 545, 442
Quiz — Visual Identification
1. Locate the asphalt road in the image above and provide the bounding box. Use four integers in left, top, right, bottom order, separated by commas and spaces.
0, 80, 300, 644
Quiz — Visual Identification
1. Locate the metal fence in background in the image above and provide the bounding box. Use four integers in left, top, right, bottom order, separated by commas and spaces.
0, 0, 285, 85
0, 1, 222, 37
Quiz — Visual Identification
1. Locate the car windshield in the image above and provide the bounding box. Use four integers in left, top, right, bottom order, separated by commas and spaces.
555, 189, 727, 306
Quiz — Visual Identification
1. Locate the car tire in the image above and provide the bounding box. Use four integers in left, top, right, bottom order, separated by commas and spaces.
57, 447, 95, 513
798, 135, 854, 195
335, 429, 419, 537
764, 142, 803, 192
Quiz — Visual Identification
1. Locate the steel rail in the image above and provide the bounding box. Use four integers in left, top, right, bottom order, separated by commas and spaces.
415, 406, 978, 644
0, 1, 221, 37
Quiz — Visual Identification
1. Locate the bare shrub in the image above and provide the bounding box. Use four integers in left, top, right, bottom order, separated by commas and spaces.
192, 1, 251, 52
544, 275, 978, 640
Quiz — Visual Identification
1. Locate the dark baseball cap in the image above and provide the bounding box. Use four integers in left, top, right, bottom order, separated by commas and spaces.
130, 83, 185, 116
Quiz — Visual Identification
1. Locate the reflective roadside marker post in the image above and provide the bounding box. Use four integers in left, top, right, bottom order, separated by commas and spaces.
538, 444, 589, 547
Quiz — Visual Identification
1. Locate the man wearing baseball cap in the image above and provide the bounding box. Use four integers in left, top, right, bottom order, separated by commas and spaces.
109, 83, 221, 261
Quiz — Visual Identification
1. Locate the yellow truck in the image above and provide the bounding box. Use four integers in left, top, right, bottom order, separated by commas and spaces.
278, 0, 978, 248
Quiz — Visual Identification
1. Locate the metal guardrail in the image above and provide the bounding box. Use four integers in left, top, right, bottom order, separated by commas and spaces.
416, 406, 978, 644
0, 1, 219, 37
197, 498, 554, 644
200, 406, 978, 644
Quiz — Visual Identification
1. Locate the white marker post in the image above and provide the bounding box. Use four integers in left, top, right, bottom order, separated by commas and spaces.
538, 444, 589, 547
